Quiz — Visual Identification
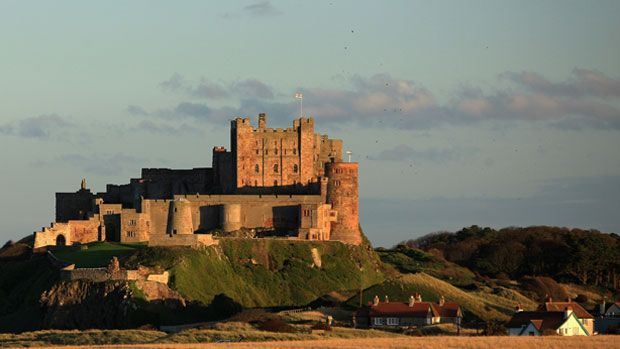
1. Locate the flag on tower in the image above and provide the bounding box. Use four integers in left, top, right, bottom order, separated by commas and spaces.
295, 92, 303, 99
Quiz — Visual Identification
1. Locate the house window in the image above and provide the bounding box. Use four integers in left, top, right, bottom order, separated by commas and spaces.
255, 164, 260, 173
386, 318, 399, 326
273, 164, 278, 173
127, 231, 136, 238
372, 318, 384, 326
334, 180, 341, 187
293, 164, 298, 173
128, 219, 136, 225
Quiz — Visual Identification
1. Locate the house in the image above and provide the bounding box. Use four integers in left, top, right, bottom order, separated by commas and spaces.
593, 300, 620, 334
539, 297, 594, 335
355, 294, 462, 328
507, 306, 590, 336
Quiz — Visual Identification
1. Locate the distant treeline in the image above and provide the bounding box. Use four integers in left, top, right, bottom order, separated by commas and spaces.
403, 226, 620, 289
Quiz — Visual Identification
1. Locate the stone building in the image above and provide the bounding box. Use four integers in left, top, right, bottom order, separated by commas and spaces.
33, 114, 361, 248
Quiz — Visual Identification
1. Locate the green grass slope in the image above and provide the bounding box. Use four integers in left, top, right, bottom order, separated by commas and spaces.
123, 239, 385, 308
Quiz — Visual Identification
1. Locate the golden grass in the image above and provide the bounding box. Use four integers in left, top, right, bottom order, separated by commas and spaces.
17, 336, 620, 349
399, 273, 538, 320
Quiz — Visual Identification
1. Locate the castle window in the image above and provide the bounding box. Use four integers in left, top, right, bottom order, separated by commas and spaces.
128, 219, 136, 225
127, 231, 136, 238
265, 149, 268, 155
273, 164, 278, 173
334, 180, 341, 187
293, 164, 298, 173
256, 149, 259, 154
255, 164, 260, 173
293, 149, 297, 155
275, 149, 278, 155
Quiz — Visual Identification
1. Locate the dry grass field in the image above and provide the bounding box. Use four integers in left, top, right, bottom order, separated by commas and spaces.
20, 336, 620, 349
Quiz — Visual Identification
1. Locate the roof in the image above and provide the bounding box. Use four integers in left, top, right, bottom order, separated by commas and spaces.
366, 302, 441, 318
507, 311, 567, 332
540, 301, 593, 319
438, 302, 461, 318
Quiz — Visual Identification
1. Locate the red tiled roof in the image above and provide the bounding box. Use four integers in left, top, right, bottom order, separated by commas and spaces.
507, 311, 567, 332
367, 302, 440, 318
540, 301, 593, 319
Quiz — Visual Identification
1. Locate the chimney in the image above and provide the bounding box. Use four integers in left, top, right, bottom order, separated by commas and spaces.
415, 293, 422, 302
564, 306, 573, 319
566, 296, 572, 303
384, 295, 389, 303
515, 304, 523, 313
372, 295, 379, 306
409, 295, 415, 307
545, 294, 552, 303
438, 296, 445, 307
258, 113, 266, 128
600, 299, 606, 316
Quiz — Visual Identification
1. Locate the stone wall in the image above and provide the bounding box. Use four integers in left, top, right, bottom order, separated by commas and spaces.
148, 233, 217, 247
60, 266, 170, 284
55, 189, 94, 222
326, 162, 362, 245
231, 114, 342, 190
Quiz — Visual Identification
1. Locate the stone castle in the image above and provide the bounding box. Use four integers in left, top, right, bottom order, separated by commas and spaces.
33, 114, 362, 248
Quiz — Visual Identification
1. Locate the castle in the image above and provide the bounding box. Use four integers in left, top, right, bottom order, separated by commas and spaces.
33, 114, 362, 248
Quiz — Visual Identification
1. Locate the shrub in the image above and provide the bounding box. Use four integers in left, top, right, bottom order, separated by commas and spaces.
311, 322, 332, 331
257, 318, 296, 333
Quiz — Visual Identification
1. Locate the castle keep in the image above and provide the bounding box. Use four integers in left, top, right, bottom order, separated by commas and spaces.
34, 114, 362, 248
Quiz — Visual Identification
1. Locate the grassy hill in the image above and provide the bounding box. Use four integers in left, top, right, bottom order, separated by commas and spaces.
348, 272, 537, 322
123, 239, 385, 308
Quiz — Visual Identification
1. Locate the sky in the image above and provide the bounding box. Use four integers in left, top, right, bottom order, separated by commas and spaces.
1, 1, 619, 247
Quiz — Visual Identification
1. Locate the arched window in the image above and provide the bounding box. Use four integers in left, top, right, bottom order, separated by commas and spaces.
273, 164, 278, 173
56, 234, 66, 246
255, 164, 260, 173
293, 164, 298, 173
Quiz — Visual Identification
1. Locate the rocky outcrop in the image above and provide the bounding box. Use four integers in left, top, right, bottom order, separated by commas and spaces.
39, 280, 137, 329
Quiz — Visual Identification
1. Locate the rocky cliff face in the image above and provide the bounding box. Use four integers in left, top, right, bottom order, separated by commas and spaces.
39, 280, 138, 329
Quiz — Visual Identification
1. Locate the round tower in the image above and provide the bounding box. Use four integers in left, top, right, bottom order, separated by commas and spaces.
221, 203, 242, 232
326, 162, 362, 245
167, 198, 194, 235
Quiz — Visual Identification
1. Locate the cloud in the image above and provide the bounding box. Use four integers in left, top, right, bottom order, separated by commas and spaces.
242, 1, 281, 17
159, 74, 272, 100
0, 114, 72, 139
232, 79, 274, 99
151, 69, 620, 130
129, 120, 201, 136
502, 68, 620, 99
126, 105, 148, 116
33, 153, 146, 176
369, 144, 479, 164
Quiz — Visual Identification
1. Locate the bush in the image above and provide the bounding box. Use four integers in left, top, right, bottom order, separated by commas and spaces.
311, 322, 332, 331
257, 318, 296, 333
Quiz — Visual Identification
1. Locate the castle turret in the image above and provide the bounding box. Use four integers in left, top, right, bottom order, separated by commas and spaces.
221, 203, 242, 232
326, 162, 361, 245
167, 198, 194, 235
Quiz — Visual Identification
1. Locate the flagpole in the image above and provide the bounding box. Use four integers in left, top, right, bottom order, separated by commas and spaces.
295, 92, 303, 118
